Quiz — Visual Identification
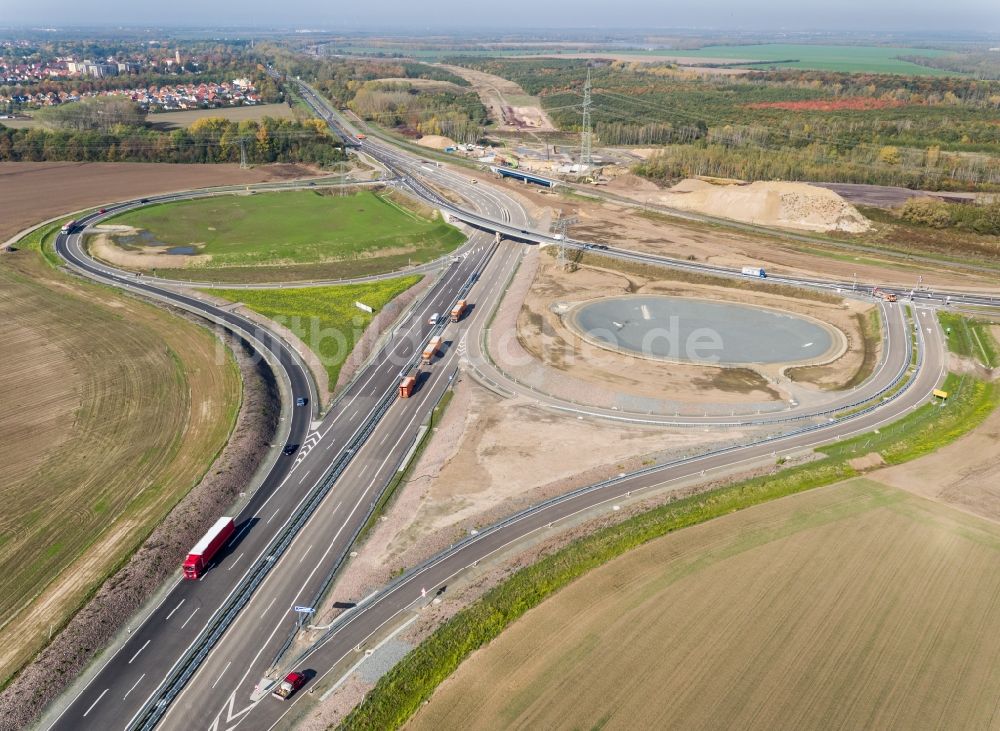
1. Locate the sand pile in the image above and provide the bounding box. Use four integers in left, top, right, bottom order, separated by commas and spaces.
662, 179, 871, 233
415, 135, 458, 150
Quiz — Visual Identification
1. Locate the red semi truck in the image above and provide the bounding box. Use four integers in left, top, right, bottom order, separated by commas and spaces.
183, 517, 235, 579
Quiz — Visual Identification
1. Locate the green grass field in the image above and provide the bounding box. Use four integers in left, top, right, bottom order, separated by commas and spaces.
105, 189, 465, 282
204, 276, 421, 386
661, 44, 955, 75
937, 312, 999, 367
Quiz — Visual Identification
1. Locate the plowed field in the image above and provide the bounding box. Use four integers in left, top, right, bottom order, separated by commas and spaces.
411, 478, 1000, 730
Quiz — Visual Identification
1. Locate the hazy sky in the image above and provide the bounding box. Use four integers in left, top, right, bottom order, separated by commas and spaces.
5, 0, 999, 33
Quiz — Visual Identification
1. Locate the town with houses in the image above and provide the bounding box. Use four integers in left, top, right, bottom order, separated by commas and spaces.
1, 78, 262, 113
1, 42, 263, 112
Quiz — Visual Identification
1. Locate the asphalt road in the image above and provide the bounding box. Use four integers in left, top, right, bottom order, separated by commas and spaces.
46, 203, 505, 729
222, 294, 947, 731
39, 76, 978, 731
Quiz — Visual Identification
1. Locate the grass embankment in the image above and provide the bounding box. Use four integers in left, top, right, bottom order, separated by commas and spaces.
340, 368, 999, 729
938, 311, 999, 368
0, 246, 241, 688
204, 276, 421, 386
858, 206, 1000, 267
104, 189, 465, 283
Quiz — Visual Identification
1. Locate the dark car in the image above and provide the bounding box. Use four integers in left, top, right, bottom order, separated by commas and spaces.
282, 444, 298, 456
139, 198, 149, 203
295, 397, 308, 407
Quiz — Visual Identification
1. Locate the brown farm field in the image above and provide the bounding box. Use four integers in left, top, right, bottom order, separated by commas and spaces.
411, 477, 1000, 731
146, 103, 296, 130
0, 161, 321, 242
0, 248, 241, 685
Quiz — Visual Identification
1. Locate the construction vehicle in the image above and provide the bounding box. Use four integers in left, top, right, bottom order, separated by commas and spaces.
421, 336, 443, 365
873, 287, 898, 302
451, 299, 467, 322
183, 517, 235, 579
399, 374, 418, 399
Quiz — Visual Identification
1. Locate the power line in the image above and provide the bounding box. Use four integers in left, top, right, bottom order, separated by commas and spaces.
580, 67, 592, 168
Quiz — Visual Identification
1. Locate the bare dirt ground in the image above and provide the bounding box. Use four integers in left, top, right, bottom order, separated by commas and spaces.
313, 375, 749, 624
876, 380, 1000, 523
415, 134, 458, 150
0, 161, 322, 242
410, 477, 1000, 731
497, 245, 866, 411
90, 227, 212, 269
439, 64, 555, 132
509, 182, 1000, 291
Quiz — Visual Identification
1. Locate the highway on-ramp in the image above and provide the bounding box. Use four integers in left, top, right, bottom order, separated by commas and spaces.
38, 74, 977, 731
45, 194, 507, 730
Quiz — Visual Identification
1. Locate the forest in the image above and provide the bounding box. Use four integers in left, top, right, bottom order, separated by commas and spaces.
268, 48, 488, 144
450, 57, 1000, 189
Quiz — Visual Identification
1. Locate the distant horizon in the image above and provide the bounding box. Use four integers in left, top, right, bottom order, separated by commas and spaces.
2, 26, 999, 43
2, 0, 998, 36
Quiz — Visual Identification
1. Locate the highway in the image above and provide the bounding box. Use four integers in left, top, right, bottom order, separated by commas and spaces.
46, 191, 509, 729
37, 72, 981, 731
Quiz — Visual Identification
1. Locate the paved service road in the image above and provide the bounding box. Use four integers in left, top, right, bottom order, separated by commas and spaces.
38, 71, 987, 731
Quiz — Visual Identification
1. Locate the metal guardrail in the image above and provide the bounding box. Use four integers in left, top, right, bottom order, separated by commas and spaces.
290, 306, 927, 671
129, 382, 398, 730
264, 248, 496, 673
129, 241, 497, 729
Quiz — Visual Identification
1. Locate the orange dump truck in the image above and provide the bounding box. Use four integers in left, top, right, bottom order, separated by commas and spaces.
421, 336, 443, 365
399, 374, 417, 399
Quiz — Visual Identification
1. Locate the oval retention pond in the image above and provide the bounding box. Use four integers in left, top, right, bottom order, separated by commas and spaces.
567, 296, 835, 366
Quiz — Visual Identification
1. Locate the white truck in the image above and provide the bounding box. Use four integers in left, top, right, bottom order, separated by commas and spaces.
741, 266, 767, 279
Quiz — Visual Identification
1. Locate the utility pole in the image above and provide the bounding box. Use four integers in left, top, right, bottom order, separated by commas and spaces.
553, 214, 579, 270
580, 67, 592, 169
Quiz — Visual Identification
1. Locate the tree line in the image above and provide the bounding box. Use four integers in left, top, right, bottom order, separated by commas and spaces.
0, 116, 345, 166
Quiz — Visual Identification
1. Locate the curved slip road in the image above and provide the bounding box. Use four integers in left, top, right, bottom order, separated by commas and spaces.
37, 72, 984, 731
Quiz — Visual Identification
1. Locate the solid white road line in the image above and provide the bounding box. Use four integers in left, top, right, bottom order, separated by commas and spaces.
128, 640, 150, 665
122, 674, 145, 701
180, 607, 199, 629
82, 689, 108, 717
260, 597, 277, 619
212, 661, 232, 689
164, 599, 185, 622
